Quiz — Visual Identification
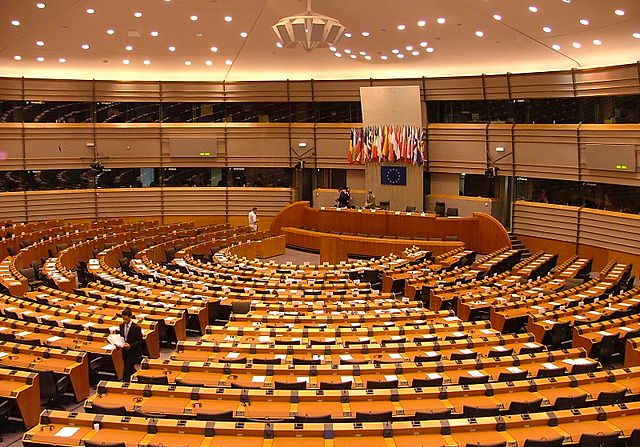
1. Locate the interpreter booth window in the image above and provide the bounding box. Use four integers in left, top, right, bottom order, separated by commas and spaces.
23, 169, 94, 190
459, 173, 492, 197
95, 168, 146, 188
95, 102, 160, 123
0, 101, 25, 122
227, 168, 292, 187
0, 171, 25, 191
163, 168, 224, 187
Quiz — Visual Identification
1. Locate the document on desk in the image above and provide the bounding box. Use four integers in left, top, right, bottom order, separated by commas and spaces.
107, 334, 125, 348
54, 427, 80, 438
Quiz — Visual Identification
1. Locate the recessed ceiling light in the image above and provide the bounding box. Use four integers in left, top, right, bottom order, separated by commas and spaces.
86, 8, 95, 14
150, 31, 159, 37
359, 51, 366, 55
210, 46, 218, 52
405, 45, 413, 51
579, 19, 589, 25
420, 41, 428, 47
344, 32, 352, 38
475, 31, 484, 37
396, 53, 405, 58
633, 32, 640, 39
349, 54, 356, 59
125, 45, 133, 51
276, 42, 283, 48
36, 40, 44, 46
572, 42, 582, 48
361, 31, 370, 37
397, 24, 406, 31
106, 29, 115, 35
334, 52, 342, 57
380, 55, 388, 60
122, 59, 130, 64
11, 20, 21, 26
437, 17, 446, 24
344, 49, 351, 54
224, 16, 232, 22
184, 60, 192, 66
528, 6, 538, 13
190, 15, 198, 21
168, 46, 176, 51
81, 44, 90, 50
562, 0, 571, 3
411, 50, 419, 56
143, 60, 151, 65
426, 47, 434, 53
36, 56, 44, 62
418, 20, 426, 27
58, 58, 66, 63
225, 59, 232, 65
36, 3, 45, 8
391, 49, 399, 54
614, 9, 625, 16
134, 12, 142, 18
240, 32, 248, 38
592, 39, 602, 46
364, 55, 372, 60
542, 26, 552, 33
13, 55, 22, 61
205, 60, 213, 66
493, 14, 502, 21
552, 44, 561, 50
329, 46, 336, 51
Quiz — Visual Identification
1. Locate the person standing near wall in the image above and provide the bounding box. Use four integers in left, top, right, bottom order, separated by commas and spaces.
248, 207, 258, 231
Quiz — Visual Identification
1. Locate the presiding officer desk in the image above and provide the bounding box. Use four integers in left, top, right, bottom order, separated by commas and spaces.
23, 402, 640, 447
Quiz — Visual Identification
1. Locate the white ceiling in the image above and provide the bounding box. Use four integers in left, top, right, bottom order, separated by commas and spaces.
1, 0, 639, 82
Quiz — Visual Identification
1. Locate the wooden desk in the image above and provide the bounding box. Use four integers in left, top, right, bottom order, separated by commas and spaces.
0, 367, 41, 428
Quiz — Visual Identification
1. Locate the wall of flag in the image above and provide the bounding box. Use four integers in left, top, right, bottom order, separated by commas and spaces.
348, 125, 426, 166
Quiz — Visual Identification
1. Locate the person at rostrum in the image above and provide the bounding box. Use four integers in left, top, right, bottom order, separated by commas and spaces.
120, 307, 143, 382
364, 190, 376, 209
337, 186, 351, 208
248, 207, 258, 231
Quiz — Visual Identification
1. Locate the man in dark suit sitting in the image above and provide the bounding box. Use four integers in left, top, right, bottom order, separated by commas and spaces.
119, 307, 143, 382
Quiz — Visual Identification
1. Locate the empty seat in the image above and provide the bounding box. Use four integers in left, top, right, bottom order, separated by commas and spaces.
554, 393, 588, 410
434, 202, 445, 216
458, 374, 490, 385
412, 377, 444, 387
487, 347, 514, 358
379, 201, 390, 211
39, 370, 69, 406
497, 370, 529, 382
462, 405, 500, 417
320, 381, 352, 390
465, 443, 506, 447
596, 389, 627, 406
136, 375, 169, 385
274, 381, 307, 390
84, 442, 126, 447
355, 411, 393, 422
366, 379, 398, 389
195, 410, 234, 421
446, 207, 459, 216
536, 366, 567, 379
88, 403, 127, 416
414, 353, 442, 363
405, 206, 416, 212
174, 378, 205, 388
294, 414, 332, 423
252, 357, 282, 365
450, 351, 477, 361
414, 409, 452, 420
507, 398, 543, 415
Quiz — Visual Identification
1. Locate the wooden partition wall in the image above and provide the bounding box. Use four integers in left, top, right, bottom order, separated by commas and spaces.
0, 187, 294, 227
513, 200, 640, 273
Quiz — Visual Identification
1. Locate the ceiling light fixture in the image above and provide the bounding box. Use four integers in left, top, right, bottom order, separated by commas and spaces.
205, 60, 213, 66
572, 42, 581, 48
614, 9, 625, 16
168, 46, 176, 51
396, 53, 405, 58
36, 40, 45, 46
397, 24, 406, 30
272, 0, 346, 52
418, 20, 426, 27
334, 52, 342, 57
528, 6, 538, 13
411, 50, 419, 56
13, 55, 22, 61
420, 41, 428, 47
11, 20, 21, 26
276, 42, 283, 48
344, 32, 352, 38
380, 55, 388, 60
552, 44, 561, 50
122, 59, 130, 64
349, 54, 356, 59
240, 31, 248, 38
190, 15, 198, 21
58, 58, 66, 63
633, 32, 640, 39
475, 30, 484, 37
361, 31, 369, 37
143, 60, 151, 65
86, 8, 95, 14
542, 26, 551, 33
36, 56, 44, 62
592, 39, 602, 45
405, 45, 413, 51
224, 16, 233, 22
426, 47, 434, 53
106, 29, 115, 35
225, 59, 233, 65
36, 3, 45, 8
81, 44, 90, 49
184, 60, 192, 66
493, 14, 502, 21
364, 55, 372, 60
579, 19, 589, 25
210, 46, 218, 52
150, 31, 159, 37
134, 12, 142, 18
437, 17, 446, 24
125, 45, 133, 51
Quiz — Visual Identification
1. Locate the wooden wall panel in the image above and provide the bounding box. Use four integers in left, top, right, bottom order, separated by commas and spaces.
0, 124, 25, 170
163, 188, 227, 216
23, 79, 93, 102
424, 76, 485, 100
93, 81, 161, 102
487, 124, 514, 176
226, 125, 290, 167
574, 64, 640, 97
509, 71, 574, 98
227, 187, 293, 217
427, 124, 487, 174
26, 190, 95, 220
512, 201, 579, 243
0, 191, 26, 221
96, 188, 161, 218
513, 125, 579, 180
482, 75, 509, 100
0, 78, 23, 101
95, 125, 162, 168
24, 124, 94, 169
579, 209, 640, 256
312, 80, 370, 102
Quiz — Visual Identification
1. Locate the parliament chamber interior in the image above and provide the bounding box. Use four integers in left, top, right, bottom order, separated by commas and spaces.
0, 1, 640, 446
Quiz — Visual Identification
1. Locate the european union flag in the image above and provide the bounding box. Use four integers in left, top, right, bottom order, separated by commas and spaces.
381, 166, 407, 185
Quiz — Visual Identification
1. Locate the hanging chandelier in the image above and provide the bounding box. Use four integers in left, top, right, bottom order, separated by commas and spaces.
272, 0, 346, 52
